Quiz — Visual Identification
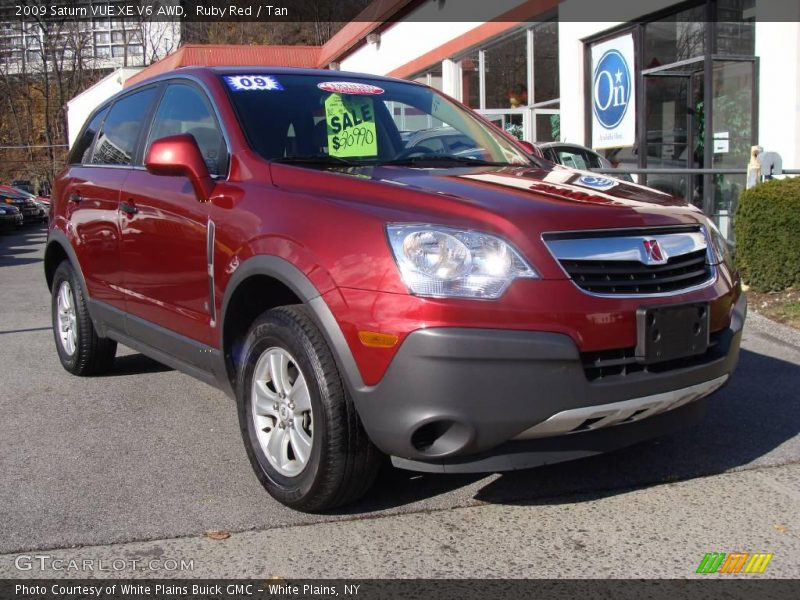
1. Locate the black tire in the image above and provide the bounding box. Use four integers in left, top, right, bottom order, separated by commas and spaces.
51, 260, 117, 375
237, 305, 382, 512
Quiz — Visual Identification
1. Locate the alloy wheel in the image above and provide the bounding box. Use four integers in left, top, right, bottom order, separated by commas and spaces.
56, 280, 78, 356
251, 347, 314, 477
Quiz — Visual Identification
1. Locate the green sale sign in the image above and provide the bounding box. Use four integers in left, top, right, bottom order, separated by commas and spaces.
324, 93, 378, 158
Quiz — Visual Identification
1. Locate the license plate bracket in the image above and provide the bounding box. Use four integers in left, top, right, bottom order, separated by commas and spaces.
635, 302, 709, 364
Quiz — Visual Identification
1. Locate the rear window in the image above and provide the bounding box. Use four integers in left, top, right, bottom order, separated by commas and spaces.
91, 87, 158, 166
69, 107, 108, 165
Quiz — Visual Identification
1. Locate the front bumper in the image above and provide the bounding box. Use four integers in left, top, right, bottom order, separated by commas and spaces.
352, 292, 746, 472
0, 212, 23, 228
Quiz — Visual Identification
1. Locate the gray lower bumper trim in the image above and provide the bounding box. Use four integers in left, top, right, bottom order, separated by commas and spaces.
513, 374, 729, 440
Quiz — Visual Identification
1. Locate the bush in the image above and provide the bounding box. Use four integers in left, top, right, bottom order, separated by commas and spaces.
735, 177, 800, 291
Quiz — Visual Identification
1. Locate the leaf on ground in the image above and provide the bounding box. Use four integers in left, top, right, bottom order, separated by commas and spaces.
204, 530, 231, 540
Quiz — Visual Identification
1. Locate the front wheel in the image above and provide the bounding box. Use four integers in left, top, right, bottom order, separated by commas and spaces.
237, 305, 381, 512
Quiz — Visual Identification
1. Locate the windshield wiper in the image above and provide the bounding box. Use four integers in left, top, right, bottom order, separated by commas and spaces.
272, 155, 362, 166
378, 155, 515, 167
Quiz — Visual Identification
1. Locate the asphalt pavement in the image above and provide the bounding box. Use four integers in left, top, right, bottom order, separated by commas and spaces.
0, 224, 798, 578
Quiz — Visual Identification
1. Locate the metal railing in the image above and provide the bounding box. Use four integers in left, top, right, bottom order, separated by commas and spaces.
593, 168, 800, 176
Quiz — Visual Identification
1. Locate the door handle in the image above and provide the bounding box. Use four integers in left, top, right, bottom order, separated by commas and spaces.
68, 192, 82, 203
120, 200, 138, 216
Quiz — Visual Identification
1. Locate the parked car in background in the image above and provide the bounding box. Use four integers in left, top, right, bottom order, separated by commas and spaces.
0, 185, 47, 224
11, 180, 36, 195
538, 142, 634, 183
48, 67, 744, 511
400, 126, 485, 159
0, 203, 23, 230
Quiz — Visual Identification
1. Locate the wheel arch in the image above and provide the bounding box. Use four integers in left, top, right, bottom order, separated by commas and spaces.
219, 256, 365, 397
44, 230, 88, 297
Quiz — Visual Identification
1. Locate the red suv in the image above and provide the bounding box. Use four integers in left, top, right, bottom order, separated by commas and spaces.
46, 68, 745, 511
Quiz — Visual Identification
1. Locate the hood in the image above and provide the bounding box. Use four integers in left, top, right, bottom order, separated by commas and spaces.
270, 162, 706, 233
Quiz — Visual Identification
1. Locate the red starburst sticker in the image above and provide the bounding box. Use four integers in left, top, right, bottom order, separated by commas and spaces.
317, 81, 385, 95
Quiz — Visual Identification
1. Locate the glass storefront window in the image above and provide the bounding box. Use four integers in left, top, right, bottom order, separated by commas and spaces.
711, 60, 754, 236
459, 52, 480, 109
484, 33, 528, 109
485, 113, 524, 140
535, 112, 559, 143
450, 22, 560, 143
410, 66, 443, 92
532, 21, 559, 103
715, 0, 755, 55
429, 65, 443, 92
643, 5, 705, 69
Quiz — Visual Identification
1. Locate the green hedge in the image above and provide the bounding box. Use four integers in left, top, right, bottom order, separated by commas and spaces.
735, 177, 800, 292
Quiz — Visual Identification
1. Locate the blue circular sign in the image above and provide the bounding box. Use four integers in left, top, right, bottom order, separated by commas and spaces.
577, 175, 618, 191
593, 49, 631, 130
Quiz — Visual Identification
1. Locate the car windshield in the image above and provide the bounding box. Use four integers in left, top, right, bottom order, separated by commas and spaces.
221, 73, 533, 167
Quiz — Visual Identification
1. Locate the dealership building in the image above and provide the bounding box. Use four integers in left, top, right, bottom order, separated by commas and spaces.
70, 0, 800, 237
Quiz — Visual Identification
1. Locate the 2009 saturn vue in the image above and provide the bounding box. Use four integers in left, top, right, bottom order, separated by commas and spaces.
46, 67, 745, 511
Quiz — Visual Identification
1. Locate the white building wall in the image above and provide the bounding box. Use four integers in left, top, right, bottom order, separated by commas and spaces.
66, 68, 141, 148
338, 21, 481, 77
755, 20, 800, 169
337, 0, 526, 91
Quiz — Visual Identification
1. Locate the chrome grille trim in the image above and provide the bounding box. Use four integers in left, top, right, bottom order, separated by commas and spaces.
542, 226, 717, 298
545, 230, 708, 264
513, 375, 728, 440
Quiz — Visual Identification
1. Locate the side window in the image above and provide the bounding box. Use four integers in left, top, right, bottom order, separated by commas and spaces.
69, 107, 108, 165
147, 83, 229, 177
556, 148, 588, 170
91, 87, 158, 166
583, 150, 604, 169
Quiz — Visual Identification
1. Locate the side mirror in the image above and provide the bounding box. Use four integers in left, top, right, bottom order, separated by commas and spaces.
517, 140, 543, 159
144, 134, 214, 201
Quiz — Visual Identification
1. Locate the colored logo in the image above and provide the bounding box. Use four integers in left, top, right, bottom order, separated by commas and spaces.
317, 81, 385, 95
577, 174, 618, 191
696, 552, 773, 574
593, 49, 631, 130
642, 239, 667, 265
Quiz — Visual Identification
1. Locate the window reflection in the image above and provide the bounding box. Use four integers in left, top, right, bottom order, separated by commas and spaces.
484, 33, 527, 109
459, 52, 480, 108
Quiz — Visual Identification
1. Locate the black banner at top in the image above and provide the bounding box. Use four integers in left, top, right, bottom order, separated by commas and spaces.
0, 0, 797, 24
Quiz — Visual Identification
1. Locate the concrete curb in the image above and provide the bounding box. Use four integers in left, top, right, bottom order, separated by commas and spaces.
748, 310, 800, 350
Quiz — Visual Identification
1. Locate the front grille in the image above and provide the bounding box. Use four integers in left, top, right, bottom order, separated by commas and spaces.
560, 248, 711, 295
581, 330, 727, 382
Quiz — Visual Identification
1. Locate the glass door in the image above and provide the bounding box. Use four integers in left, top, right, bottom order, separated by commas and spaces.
710, 60, 756, 238
643, 70, 704, 206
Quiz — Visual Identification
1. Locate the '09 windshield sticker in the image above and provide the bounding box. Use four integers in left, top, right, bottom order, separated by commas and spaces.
318, 81, 384, 95
224, 75, 284, 91
324, 93, 378, 158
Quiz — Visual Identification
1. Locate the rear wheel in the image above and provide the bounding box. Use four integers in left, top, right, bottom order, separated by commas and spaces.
237, 305, 381, 512
51, 260, 117, 375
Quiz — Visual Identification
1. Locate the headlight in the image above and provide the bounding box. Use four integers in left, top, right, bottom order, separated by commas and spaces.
386, 224, 537, 298
705, 219, 732, 266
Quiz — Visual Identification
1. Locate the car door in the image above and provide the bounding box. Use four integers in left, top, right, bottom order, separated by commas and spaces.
61, 88, 159, 311
118, 81, 229, 348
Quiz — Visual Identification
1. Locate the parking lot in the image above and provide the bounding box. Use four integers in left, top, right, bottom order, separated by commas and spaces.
0, 224, 798, 578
